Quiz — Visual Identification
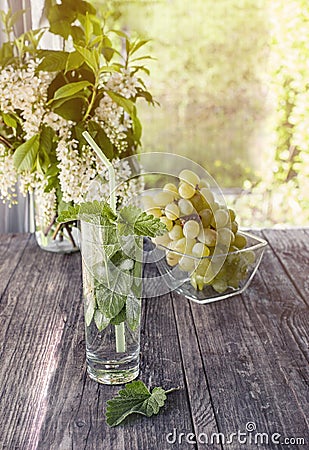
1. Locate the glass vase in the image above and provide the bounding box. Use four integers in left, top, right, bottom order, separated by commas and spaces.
80, 220, 143, 385
33, 191, 79, 253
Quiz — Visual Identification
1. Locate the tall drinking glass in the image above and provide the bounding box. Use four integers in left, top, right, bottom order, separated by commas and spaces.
80, 220, 143, 384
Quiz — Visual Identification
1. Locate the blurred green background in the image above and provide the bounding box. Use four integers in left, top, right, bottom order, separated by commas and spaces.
95, 0, 308, 226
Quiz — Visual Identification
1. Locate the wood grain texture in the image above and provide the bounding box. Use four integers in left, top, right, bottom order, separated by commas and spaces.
0, 230, 308, 450
190, 229, 309, 450
262, 228, 309, 305
0, 233, 30, 296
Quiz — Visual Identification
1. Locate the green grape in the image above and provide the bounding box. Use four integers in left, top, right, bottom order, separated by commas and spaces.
183, 220, 200, 239
198, 228, 217, 246
148, 207, 162, 218
229, 208, 236, 222
217, 227, 235, 246
211, 208, 230, 229
178, 198, 194, 215
154, 191, 175, 207
212, 201, 220, 212
194, 258, 211, 276
179, 169, 200, 186
190, 192, 207, 212
173, 237, 196, 254
165, 202, 180, 220
142, 195, 156, 210
160, 216, 173, 232
199, 178, 209, 188
163, 183, 178, 195
231, 220, 238, 234
153, 233, 171, 247
178, 181, 196, 199
212, 279, 228, 293
179, 255, 195, 272
234, 233, 247, 249
172, 237, 186, 253
228, 277, 240, 289
203, 264, 215, 284
168, 224, 184, 240
243, 250, 255, 264
200, 187, 215, 207
166, 251, 181, 267
192, 242, 210, 257
199, 208, 212, 227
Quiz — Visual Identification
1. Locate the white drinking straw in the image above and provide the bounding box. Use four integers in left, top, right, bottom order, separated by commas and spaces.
82, 131, 116, 212
82, 131, 125, 353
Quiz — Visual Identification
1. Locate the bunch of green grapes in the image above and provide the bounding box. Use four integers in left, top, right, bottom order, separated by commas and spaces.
143, 170, 255, 293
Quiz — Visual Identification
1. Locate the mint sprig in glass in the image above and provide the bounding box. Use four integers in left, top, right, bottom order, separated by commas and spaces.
58, 201, 166, 384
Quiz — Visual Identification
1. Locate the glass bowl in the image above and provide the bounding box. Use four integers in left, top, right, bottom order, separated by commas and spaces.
153, 231, 267, 304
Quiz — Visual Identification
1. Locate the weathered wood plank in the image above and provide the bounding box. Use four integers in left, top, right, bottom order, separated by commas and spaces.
37, 260, 195, 449
0, 236, 82, 450
262, 228, 309, 305
0, 233, 30, 296
189, 231, 309, 450
1, 230, 308, 450
172, 295, 222, 450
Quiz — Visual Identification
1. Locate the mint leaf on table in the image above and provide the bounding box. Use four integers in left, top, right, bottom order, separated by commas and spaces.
105, 380, 178, 427
118, 206, 167, 237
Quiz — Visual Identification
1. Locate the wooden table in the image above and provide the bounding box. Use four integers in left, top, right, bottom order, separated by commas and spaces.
0, 229, 308, 450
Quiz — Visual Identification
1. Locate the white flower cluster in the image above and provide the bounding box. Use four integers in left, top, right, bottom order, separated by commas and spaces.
0, 60, 55, 139
105, 68, 139, 99
86, 158, 143, 206
56, 139, 99, 204
34, 185, 57, 229
95, 69, 140, 153
0, 144, 17, 204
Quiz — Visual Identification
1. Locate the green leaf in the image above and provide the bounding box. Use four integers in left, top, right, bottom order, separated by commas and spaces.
75, 45, 99, 72
130, 39, 151, 55
94, 309, 110, 331
52, 80, 92, 101
96, 284, 127, 319
13, 134, 40, 172
2, 112, 17, 129
132, 115, 142, 143
65, 50, 84, 72
53, 98, 86, 122
106, 381, 169, 427
87, 123, 114, 160
110, 306, 126, 325
126, 294, 141, 331
106, 91, 136, 117
57, 201, 117, 225
118, 206, 167, 237
85, 300, 96, 327
57, 205, 80, 223
37, 50, 69, 71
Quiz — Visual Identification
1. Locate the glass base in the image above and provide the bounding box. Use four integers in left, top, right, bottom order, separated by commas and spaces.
87, 364, 139, 385
35, 229, 80, 254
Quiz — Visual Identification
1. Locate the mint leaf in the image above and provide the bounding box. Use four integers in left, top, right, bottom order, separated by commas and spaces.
94, 309, 110, 332
126, 294, 141, 331
106, 380, 177, 427
57, 205, 80, 223
96, 284, 127, 319
57, 201, 117, 225
118, 206, 166, 237
110, 306, 126, 325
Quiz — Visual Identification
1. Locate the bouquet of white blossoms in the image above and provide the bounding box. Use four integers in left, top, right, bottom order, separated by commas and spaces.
0, 1, 154, 248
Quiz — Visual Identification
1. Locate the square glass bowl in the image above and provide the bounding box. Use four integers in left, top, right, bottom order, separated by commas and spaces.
154, 231, 267, 304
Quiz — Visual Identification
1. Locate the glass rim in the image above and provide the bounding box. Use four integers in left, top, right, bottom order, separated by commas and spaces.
157, 231, 268, 260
